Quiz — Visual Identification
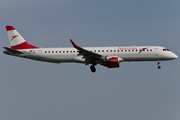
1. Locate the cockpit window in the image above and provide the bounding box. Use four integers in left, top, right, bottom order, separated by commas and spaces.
163, 49, 170, 51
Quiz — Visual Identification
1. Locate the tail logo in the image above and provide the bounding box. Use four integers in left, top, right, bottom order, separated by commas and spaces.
139, 47, 148, 54
10, 35, 19, 41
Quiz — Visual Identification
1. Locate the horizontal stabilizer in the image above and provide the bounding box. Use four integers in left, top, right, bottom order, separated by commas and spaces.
3, 47, 24, 54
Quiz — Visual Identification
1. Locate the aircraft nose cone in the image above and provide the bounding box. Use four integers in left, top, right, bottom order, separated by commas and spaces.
172, 53, 178, 59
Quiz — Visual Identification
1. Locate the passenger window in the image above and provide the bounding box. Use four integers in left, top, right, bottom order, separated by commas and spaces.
129, 50, 130, 52
102, 50, 104, 52
98, 50, 100, 52
121, 50, 123, 52
49, 51, 50, 53
63, 51, 65, 53
110, 50, 112, 52
45, 51, 47, 53
94, 50, 96, 52
107, 50, 108, 52
52, 51, 54, 53
114, 50, 116, 52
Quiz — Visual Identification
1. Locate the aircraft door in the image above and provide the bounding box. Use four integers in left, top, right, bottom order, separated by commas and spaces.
154, 48, 159, 56
38, 50, 42, 58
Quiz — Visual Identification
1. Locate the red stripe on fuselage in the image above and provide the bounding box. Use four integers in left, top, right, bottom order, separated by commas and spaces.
11, 41, 38, 50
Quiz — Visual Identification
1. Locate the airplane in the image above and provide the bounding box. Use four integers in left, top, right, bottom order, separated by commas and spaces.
3, 26, 178, 73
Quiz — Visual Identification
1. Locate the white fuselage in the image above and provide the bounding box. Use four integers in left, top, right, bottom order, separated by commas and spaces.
17, 46, 177, 63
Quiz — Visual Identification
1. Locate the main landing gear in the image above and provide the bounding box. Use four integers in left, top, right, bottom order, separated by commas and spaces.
157, 61, 161, 69
90, 64, 96, 73
90, 60, 97, 73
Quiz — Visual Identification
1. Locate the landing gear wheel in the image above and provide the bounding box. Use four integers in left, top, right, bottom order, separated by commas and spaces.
157, 61, 161, 69
90, 65, 96, 73
158, 66, 161, 69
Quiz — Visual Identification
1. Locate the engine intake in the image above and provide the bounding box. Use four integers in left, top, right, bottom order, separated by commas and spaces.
105, 56, 123, 68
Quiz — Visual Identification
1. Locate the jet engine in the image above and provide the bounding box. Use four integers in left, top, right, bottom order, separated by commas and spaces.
105, 56, 123, 68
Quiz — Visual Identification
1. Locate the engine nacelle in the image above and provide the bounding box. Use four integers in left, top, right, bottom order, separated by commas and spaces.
105, 56, 123, 68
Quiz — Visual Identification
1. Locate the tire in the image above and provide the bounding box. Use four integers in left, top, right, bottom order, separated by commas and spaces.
90, 65, 96, 73
158, 66, 161, 69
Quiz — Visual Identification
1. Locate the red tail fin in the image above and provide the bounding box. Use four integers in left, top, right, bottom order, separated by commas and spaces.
6, 26, 38, 50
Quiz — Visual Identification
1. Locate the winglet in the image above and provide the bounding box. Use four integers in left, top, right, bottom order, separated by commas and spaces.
70, 39, 80, 48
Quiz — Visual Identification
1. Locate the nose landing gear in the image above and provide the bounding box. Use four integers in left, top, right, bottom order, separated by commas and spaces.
157, 61, 161, 69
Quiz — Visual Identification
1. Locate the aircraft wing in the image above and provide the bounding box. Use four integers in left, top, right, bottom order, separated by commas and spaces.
70, 39, 103, 63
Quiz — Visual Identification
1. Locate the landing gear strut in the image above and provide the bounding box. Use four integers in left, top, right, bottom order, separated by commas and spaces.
157, 61, 161, 69
90, 65, 96, 73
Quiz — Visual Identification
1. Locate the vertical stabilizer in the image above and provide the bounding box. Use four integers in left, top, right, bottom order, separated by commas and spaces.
6, 26, 38, 50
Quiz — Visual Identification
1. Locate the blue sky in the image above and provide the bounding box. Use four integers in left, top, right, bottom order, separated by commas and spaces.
0, 0, 180, 120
